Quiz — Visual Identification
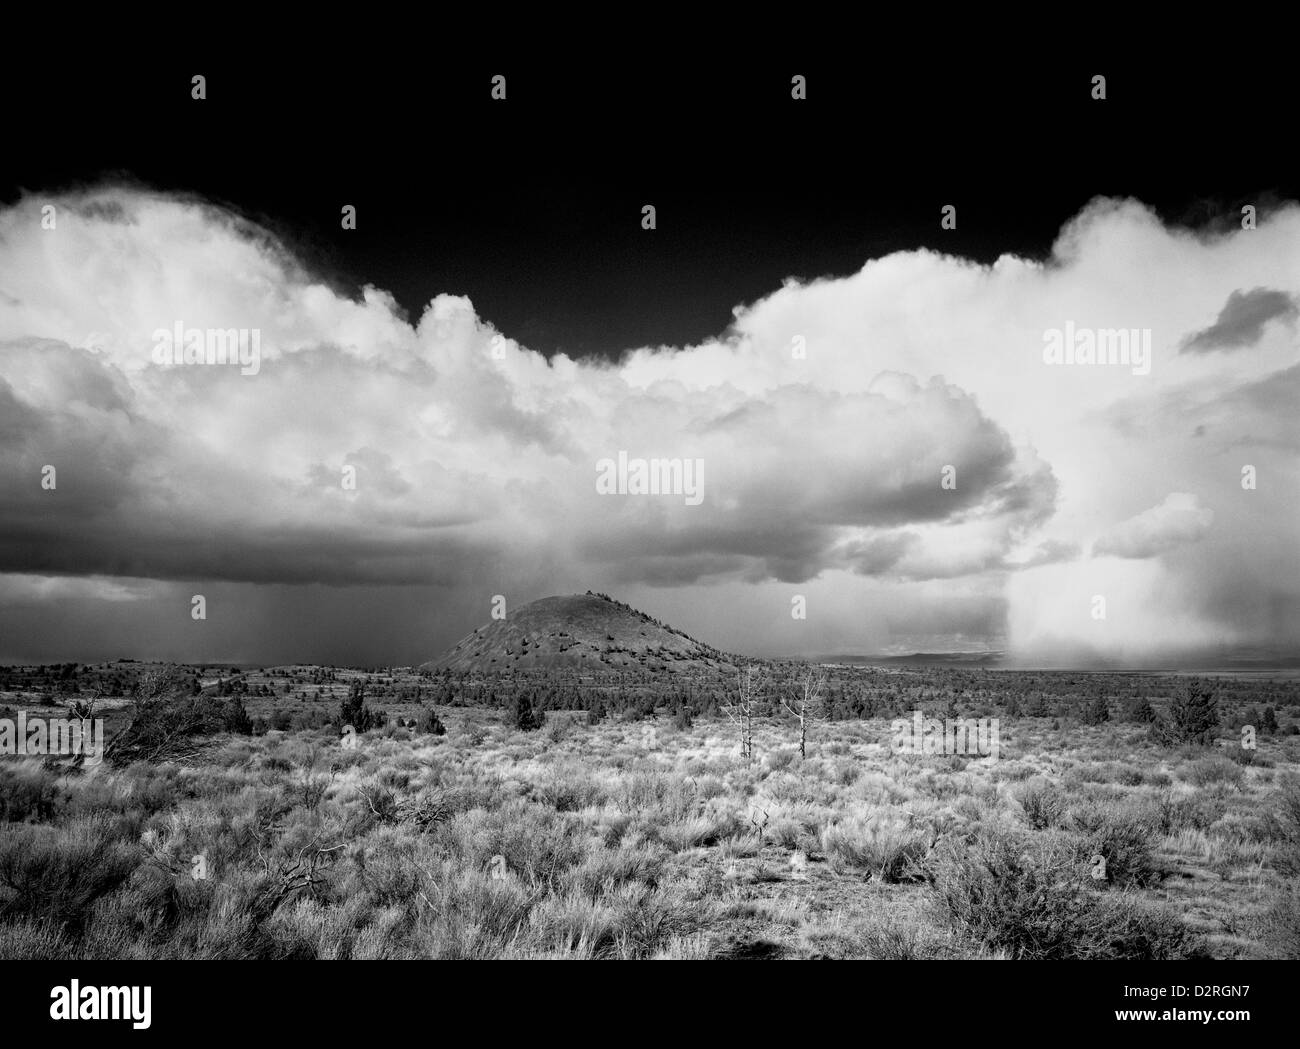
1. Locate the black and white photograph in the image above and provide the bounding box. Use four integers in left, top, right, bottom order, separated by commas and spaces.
0, 34, 1296, 1032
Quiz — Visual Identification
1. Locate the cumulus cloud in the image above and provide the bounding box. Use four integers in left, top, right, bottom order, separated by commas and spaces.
1, 187, 1298, 664
1181, 287, 1298, 353
1092, 493, 1215, 559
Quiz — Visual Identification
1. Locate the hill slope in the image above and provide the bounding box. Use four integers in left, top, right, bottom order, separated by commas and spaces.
422, 593, 736, 673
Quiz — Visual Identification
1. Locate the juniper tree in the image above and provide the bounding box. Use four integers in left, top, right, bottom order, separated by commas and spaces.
1081, 695, 1110, 726
1122, 696, 1157, 724
339, 680, 375, 733
513, 689, 544, 731
1167, 680, 1218, 745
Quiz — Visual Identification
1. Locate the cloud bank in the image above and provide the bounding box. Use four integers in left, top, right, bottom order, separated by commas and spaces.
1, 188, 1297, 665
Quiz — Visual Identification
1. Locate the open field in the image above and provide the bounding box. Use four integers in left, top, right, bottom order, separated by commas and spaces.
2, 662, 1299, 960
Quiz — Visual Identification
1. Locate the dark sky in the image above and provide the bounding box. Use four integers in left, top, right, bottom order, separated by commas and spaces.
5, 56, 1295, 359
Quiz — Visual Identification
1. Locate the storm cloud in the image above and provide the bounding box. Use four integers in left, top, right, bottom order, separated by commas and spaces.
1, 188, 1297, 664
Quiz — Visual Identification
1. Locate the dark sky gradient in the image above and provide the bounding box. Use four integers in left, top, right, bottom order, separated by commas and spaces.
5, 57, 1295, 360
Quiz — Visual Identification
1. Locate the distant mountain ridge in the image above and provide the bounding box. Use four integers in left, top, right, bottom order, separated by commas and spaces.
810, 652, 1006, 667
422, 592, 737, 673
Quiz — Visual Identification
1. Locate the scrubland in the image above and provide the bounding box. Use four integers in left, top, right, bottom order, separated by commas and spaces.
3, 702, 1298, 959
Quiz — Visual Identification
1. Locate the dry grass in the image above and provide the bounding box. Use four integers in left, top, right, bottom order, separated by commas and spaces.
1, 708, 1298, 959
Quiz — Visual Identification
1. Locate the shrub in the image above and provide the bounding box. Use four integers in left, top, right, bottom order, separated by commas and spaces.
1268, 776, 1300, 877
1177, 757, 1244, 790
1014, 780, 1067, 830
105, 668, 229, 765
765, 749, 796, 772
820, 817, 929, 883
0, 767, 63, 823
418, 706, 447, 736
1262, 883, 1300, 959
931, 830, 1093, 958
1067, 807, 1161, 888
1122, 697, 1157, 724
930, 829, 1197, 959
1154, 792, 1226, 834
396, 789, 455, 832
0, 818, 139, 935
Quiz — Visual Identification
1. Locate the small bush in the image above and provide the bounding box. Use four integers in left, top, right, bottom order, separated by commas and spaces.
765, 749, 797, 772
1080, 696, 1110, 725
1177, 757, 1244, 791
1155, 793, 1226, 834
931, 829, 1197, 959
1122, 697, 1157, 724
418, 706, 447, 735
1014, 780, 1067, 830
820, 817, 928, 883
0, 767, 64, 823
0, 818, 140, 935
1262, 883, 1300, 959
1068, 807, 1161, 888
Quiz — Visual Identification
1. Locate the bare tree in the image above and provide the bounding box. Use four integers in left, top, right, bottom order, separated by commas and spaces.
781, 666, 827, 758
722, 664, 767, 765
